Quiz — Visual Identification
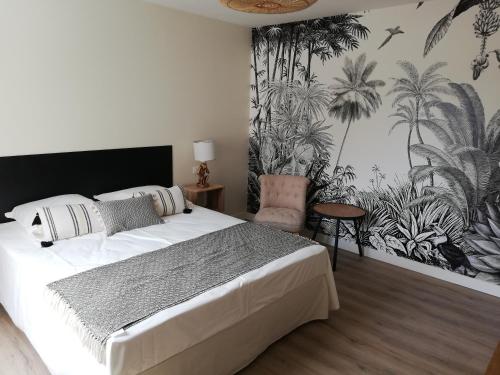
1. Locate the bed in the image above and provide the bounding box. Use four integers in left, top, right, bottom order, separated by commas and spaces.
0, 146, 339, 375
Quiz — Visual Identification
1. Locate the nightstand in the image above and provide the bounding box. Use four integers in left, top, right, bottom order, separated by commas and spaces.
183, 184, 224, 213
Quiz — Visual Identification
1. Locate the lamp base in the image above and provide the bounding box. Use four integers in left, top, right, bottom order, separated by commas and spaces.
196, 162, 210, 188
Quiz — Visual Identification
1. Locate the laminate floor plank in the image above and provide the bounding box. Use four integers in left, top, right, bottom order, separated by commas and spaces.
240, 248, 500, 375
0, 307, 50, 375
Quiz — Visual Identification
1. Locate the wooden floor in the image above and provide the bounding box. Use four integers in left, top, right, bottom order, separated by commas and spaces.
240, 249, 500, 375
1, 249, 499, 375
0, 305, 49, 375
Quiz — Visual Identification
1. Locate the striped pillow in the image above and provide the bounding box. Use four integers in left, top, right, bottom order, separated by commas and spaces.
35, 204, 104, 242
133, 186, 186, 217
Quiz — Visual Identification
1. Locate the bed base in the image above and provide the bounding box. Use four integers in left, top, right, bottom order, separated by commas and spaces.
141, 275, 331, 375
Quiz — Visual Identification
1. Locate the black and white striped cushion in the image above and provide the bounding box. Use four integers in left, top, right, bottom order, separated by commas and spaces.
133, 186, 186, 217
35, 204, 104, 242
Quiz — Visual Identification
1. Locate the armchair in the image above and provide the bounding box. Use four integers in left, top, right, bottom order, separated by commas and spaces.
254, 175, 310, 233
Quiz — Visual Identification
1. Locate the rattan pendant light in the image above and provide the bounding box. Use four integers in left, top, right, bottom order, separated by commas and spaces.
220, 0, 318, 14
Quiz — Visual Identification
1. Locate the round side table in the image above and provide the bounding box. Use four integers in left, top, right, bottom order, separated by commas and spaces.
312, 203, 366, 271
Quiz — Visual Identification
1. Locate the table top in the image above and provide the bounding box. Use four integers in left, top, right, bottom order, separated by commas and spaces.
183, 183, 224, 193
313, 203, 366, 219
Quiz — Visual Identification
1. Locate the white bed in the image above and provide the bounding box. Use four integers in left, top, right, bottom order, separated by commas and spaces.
0, 206, 339, 375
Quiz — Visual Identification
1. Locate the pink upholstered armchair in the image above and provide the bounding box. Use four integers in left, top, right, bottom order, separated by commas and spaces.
254, 175, 310, 233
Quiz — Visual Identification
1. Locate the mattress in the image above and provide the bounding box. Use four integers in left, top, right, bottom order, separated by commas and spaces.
0, 206, 339, 375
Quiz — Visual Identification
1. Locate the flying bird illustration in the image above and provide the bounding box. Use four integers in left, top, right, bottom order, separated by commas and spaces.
417, 2, 424, 9
424, 0, 483, 56
378, 26, 404, 50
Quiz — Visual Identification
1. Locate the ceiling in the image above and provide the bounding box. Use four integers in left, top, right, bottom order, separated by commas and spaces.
146, 0, 422, 27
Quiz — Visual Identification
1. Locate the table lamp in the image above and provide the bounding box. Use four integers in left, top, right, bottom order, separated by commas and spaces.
193, 140, 215, 187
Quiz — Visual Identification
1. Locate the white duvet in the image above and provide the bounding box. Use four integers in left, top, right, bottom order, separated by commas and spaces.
0, 206, 338, 375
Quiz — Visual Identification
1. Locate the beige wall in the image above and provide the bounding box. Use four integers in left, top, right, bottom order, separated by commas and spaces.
0, 0, 250, 214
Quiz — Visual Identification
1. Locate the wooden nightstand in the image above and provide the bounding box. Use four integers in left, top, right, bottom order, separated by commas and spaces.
183, 184, 224, 213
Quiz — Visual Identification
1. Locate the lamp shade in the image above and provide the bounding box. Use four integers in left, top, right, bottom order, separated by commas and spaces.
193, 140, 215, 162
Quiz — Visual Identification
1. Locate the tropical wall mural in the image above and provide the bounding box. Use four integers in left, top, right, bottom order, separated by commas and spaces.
248, 0, 500, 286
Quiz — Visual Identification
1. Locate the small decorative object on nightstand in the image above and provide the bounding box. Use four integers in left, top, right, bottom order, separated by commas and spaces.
184, 183, 224, 213
193, 140, 215, 188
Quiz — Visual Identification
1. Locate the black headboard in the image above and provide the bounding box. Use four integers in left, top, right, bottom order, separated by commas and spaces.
0, 146, 173, 223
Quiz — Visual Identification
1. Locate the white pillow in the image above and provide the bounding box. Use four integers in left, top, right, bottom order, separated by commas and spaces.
94, 185, 166, 202
133, 186, 186, 217
35, 203, 105, 242
5, 194, 94, 229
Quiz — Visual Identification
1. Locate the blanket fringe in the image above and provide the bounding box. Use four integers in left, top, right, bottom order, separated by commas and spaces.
44, 288, 106, 364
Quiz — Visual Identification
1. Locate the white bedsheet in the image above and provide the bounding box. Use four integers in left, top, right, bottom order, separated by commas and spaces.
0, 206, 338, 375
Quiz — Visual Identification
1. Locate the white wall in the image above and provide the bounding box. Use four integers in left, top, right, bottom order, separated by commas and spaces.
0, 0, 250, 214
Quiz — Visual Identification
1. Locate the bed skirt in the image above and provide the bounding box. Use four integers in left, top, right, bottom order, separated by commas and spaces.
140, 274, 332, 375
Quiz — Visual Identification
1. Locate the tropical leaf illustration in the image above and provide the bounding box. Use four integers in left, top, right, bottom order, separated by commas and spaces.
408, 83, 500, 227
486, 109, 500, 155
248, 12, 500, 284
247, 16, 372, 216
424, 0, 499, 79
424, 8, 455, 57
424, 0, 484, 57
357, 179, 463, 266
464, 202, 500, 283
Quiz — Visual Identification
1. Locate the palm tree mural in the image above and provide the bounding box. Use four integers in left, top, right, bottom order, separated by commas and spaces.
389, 102, 418, 169
301, 16, 369, 86
265, 81, 330, 128
251, 28, 264, 108
267, 82, 331, 175
328, 53, 385, 169
248, 8, 500, 285
296, 120, 334, 157
248, 15, 371, 212
387, 61, 451, 186
251, 15, 369, 97
408, 83, 500, 228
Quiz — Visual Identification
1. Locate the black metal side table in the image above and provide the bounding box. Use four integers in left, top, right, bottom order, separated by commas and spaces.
312, 203, 366, 271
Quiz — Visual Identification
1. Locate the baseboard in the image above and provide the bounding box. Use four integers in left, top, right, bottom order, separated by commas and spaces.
315, 233, 500, 299
240, 212, 500, 298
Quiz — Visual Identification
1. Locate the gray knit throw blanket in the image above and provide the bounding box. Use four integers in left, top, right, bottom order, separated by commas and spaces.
45, 222, 315, 363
